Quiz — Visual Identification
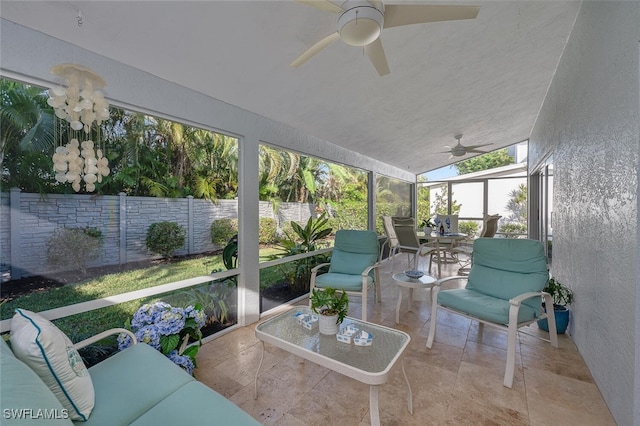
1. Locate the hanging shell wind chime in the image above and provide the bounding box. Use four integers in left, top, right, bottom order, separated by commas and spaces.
47, 63, 110, 192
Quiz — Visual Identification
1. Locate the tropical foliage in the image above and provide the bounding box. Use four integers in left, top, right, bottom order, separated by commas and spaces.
270, 213, 333, 293
454, 149, 514, 175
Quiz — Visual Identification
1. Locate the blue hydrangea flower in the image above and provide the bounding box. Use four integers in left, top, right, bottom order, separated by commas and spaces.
117, 333, 133, 351
185, 305, 206, 329
155, 308, 186, 335
131, 303, 155, 328
135, 324, 161, 350
167, 350, 195, 376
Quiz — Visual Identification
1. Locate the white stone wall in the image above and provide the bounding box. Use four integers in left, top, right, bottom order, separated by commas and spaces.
528, 2, 640, 424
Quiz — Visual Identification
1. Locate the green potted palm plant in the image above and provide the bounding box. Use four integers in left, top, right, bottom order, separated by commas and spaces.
310, 287, 349, 335
537, 277, 573, 334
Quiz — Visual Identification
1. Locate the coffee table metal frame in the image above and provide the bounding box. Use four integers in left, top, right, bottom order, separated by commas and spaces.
254, 306, 412, 426
392, 272, 437, 324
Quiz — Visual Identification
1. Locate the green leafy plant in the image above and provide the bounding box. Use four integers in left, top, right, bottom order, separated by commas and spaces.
310, 287, 349, 325
270, 213, 333, 294
222, 235, 238, 270
543, 277, 573, 307
145, 221, 186, 258
46, 227, 104, 273
420, 218, 435, 228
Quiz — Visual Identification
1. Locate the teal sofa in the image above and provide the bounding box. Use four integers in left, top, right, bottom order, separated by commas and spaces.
1, 334, 259, 425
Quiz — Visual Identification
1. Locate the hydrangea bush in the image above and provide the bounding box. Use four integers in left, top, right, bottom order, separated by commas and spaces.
118, 302, 206, 375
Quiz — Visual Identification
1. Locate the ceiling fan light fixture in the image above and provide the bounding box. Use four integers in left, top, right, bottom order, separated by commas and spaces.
337, 4, 384, 47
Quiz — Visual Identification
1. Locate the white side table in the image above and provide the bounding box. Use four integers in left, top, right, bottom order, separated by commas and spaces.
392, 272, 437, 324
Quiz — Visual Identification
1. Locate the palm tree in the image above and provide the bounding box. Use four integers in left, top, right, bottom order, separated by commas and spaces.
1, 79, 58, 192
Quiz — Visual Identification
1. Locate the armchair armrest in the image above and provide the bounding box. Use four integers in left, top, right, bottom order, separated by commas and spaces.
434, 275, 469, 287
362, 262, 381, 276
509, 291, 547, 306
311, 262, 331, 273
72, 328, 137, 350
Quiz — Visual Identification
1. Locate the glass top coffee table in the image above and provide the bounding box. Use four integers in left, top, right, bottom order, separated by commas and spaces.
254, 306, 412, 426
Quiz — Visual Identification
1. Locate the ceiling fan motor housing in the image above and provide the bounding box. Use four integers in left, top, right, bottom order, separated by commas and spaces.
337, 1, 384, 46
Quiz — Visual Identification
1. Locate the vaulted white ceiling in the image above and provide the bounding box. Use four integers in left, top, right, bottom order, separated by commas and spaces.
0, 0, 581, 174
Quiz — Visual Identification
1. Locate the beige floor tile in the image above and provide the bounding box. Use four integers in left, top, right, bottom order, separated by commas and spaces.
193, 258, 616, 425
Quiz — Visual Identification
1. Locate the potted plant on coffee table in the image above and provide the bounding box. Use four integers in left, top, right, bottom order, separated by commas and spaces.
310, 287, 349, 335
537, 277, 574, 334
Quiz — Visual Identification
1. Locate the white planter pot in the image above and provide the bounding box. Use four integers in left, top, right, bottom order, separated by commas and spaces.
423, 226, 433, 235
318, 314, 339, 335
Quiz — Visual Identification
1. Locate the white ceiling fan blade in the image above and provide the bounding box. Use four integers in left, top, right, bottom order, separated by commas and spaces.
291, 32, 340, 68
294, 0, 344, 13
364, 38, 390, 76
383, 5, 480, 29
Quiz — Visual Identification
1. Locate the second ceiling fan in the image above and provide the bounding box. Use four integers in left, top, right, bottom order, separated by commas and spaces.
444, 134, 493, 158
291, 0, 480, 76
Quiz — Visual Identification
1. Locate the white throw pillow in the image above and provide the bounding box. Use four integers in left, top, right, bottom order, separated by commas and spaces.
10, 309, 95, 421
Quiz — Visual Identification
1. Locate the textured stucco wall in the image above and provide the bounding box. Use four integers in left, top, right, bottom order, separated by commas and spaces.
529, 2, 640, 425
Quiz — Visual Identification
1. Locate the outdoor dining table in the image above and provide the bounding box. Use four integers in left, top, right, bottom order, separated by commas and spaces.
417, 232, 467, 277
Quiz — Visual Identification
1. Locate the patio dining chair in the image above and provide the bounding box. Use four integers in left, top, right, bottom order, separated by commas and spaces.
391, 217, 439, 274
309, 229, 381, 321
427, 238, 558, 388
452, 214, 502, 274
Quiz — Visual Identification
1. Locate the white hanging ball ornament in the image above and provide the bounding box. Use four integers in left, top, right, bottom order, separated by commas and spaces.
80, 99, 93, 110
85, 183, 96, 192
55, 173, 68, 183
54, 162, 68, 172
70, 120, 83, 131
51, 86, 66, 97
72, 180, 81, 192
55, 108, 67, 119
84, 173, 97, 184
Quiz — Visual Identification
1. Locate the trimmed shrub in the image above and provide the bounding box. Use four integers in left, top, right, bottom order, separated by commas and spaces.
47, 227, 104, 273
210, 218, 238, 246
146, 221, 186, 258
258, 217, 277, 244
499, 222, 528, 238
459, 221, 480, 239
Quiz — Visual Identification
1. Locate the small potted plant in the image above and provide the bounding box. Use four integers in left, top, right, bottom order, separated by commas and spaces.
310, 287, 349, 335
537, 277, 573, 334
420, 218, 435, 235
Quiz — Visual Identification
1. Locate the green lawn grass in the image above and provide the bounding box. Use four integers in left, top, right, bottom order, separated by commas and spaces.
1, 248, 293, 338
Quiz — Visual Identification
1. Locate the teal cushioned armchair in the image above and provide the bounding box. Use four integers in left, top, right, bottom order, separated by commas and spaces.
426, 238, 558, 388
310, 229, 381, 320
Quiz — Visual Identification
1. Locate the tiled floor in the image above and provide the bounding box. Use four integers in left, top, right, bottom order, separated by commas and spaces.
195, 256, 616, 425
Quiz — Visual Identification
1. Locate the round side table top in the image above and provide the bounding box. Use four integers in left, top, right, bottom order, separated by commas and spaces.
392, 272, 436, 288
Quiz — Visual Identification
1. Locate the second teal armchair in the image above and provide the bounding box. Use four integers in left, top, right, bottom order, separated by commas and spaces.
310, 229, 381, 321
427, 238, 558, 388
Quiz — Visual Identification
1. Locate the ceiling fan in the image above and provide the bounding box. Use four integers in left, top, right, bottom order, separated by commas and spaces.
291, 0, 480, 76
444, 134, 493, 158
